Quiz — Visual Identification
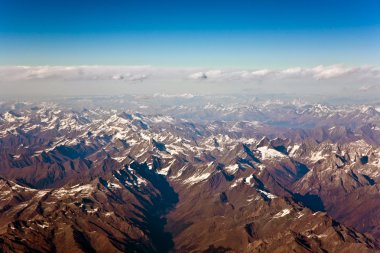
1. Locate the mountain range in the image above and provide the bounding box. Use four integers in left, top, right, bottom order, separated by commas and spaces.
0, 96, 379, 252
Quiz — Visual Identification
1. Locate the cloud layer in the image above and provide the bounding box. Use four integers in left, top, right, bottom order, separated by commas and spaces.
0, 65, 379, 99
0, 65, 151, 82
1, 64, 379, 82
187, 65, 380, 81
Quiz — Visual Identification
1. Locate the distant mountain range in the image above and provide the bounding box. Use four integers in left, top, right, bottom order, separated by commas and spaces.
0, 96, 379, 252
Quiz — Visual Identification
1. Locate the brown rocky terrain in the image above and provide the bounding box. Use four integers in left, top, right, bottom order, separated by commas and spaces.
0, 98, 379, 252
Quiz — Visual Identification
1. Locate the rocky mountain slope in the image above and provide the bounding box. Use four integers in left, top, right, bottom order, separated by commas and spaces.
0, 98, 379, 252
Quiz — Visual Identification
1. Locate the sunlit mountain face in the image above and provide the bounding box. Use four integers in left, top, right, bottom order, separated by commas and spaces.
1, 0, 380, 252
0, 96, 380, 252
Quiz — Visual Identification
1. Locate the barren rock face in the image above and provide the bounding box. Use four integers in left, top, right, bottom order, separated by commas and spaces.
0, 97, 379, 252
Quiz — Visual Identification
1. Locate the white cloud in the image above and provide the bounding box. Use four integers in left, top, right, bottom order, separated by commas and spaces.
186, 65, 380, 82
248, 69, 273, 77
0, 64, 379, 99
311, 65, 354, 79
278, 65, 380, 80
188, 72, 208, 80
0, 65, 150, 82
1, 64, 379, 83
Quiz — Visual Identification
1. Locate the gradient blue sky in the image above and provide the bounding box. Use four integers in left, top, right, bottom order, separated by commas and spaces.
1, 0, 380, 67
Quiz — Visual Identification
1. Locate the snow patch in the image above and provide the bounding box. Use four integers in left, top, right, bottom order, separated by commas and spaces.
157, 160, 174, 176
257, 146, 286, 160
288, 144, 300, 157
273, 208, 291, 218
230, 178, 243, 188
310, 150, 327, 162
225, 164, 239, 174
183, 172, 211, 185
257, 189, 277, 199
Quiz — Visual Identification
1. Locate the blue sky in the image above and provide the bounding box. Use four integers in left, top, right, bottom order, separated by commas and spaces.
1, 0, 380, 67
